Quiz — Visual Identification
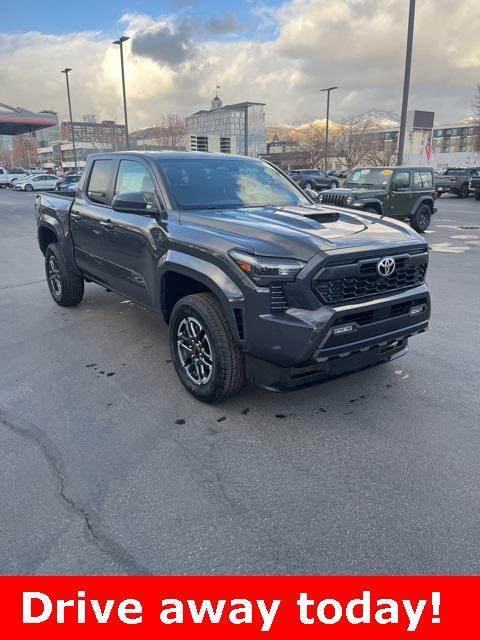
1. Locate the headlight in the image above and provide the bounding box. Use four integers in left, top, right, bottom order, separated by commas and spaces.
317, 194, 324, 202
345, 195, 355, 205
230, 251, 306, 285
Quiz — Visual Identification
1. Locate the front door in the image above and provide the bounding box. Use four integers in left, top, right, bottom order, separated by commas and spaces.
387, 169, 415, 218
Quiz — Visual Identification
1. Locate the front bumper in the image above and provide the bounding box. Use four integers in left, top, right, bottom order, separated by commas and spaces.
243, 285, 430, 390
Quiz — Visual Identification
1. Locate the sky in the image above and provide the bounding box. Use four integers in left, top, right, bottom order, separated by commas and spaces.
1, 0, 479, 130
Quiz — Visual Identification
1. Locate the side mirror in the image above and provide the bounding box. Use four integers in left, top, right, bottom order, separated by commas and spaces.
112, 191, 153, 214
304, 188, 320, 202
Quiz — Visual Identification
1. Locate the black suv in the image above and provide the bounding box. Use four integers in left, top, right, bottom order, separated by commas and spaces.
318, 167, 436, 232
290, 169, 339, 191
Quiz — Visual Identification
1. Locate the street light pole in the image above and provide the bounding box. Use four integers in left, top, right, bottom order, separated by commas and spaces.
113, 36, 130, 150
320, 86, 338, 172
397, 0, 416, 166
61, 68, 78, 174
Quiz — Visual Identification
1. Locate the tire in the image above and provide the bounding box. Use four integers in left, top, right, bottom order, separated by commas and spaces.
475, 191, 480, 201
24, 183, 33, 192
169, 293, 246, 403
458, 184, 469, 199
331, 181, 339, 189
410, 204, 431, 233
45, 243, 84, 306
436, 191, 442, 198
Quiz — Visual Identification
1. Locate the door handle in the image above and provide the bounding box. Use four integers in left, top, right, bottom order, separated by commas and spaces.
99, 220, 114, 230
70, 213, 81, 223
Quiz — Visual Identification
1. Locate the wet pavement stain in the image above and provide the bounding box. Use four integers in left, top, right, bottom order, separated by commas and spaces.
241, 407, 250, 415
106, 372, 116, 377
217, 416, 226, 423
275, 414, 287, 419
85, 363, 97, 368
175, 419, 186, 425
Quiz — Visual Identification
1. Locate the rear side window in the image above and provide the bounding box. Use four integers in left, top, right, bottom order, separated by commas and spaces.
413, 171, 433, 188
87, 159, 113, 204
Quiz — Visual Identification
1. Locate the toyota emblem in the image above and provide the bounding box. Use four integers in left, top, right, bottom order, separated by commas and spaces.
377, 256, 396, 277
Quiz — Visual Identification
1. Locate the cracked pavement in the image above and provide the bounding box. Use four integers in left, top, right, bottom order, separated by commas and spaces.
0, 189, 479, 575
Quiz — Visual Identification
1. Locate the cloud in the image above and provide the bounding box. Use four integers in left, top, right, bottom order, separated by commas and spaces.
131, 22, 195, 66
0, 0, 479, 130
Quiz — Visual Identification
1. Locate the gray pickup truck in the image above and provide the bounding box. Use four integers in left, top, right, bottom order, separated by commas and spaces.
469, 174, 480, 200
35, 151, 431, 402
434, 167, 480, 198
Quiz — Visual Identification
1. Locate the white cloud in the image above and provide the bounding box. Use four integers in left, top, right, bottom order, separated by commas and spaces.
0, 0, 479, 129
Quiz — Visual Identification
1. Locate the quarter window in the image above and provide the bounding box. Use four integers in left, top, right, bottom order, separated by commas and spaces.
413, 171, 433, 188
394, 171, 410, 188
114, 160, 156, 209
87, 159, 113, 204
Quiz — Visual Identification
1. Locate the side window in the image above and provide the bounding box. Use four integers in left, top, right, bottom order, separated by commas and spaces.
114, 160, 156, 209
87, 159, 113, 205
413, 171, 433, 188
394, 171, 410, 188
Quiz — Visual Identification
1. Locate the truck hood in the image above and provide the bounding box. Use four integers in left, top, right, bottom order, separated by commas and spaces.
177, 205, 424, 262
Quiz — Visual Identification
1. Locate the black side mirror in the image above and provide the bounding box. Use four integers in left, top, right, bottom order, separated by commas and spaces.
112, 191, 154, 214
304, 188, 320, 202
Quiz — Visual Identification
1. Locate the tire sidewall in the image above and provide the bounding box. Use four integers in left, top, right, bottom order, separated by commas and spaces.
170, 301, 221, 401
45, 245, 64, 303
411, 205, 431, 232
24, 184, 33, 191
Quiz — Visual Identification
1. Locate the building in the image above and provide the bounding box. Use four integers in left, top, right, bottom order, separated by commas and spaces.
38, 141, 110, 172
130, 125, 188, 151
36, 111, 61, 148
61, 119, 127, 149
186, 94, 266, 156
430, 117, 480, 168
12, 132, 39, 168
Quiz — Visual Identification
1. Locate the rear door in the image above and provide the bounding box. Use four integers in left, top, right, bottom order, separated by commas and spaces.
70, 158, 115, 283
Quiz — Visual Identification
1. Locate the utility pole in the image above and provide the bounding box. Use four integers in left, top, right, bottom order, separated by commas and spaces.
61, 68, 78, 174
320, 86, 338, 172
113, 36, 130, 150
244, 104, 249, 156
397, 0, 416, 166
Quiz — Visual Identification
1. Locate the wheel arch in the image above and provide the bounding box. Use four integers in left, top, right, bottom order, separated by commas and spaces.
38, 224, 59, 255
411, 196, 434, 215
359, 199, 384, 214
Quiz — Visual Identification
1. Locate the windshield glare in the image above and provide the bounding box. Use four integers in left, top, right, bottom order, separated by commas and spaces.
346, 168, 393, 188
157, 158, 309, 210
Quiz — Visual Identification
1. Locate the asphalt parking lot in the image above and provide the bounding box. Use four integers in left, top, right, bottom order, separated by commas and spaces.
0, 188, 479, 576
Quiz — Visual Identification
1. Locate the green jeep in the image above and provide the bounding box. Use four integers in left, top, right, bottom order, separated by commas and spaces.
317, 167, 436, 232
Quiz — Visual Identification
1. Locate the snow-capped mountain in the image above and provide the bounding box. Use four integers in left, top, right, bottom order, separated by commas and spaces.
353, 110, 400, 130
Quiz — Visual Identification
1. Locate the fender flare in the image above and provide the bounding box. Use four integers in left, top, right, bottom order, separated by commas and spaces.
37, 215, 80, 274
357, 199, 384, 214
411, 196, 434, 216
157, 250, 245, 337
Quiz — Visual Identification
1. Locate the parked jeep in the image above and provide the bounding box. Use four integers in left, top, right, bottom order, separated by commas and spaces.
317, 167, 436, 232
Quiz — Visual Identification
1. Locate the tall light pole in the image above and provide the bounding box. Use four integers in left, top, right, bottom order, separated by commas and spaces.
397, 0, 416, 166
61, 68, 78, 174
113, 36, 130, 150
320, 86, 338, 172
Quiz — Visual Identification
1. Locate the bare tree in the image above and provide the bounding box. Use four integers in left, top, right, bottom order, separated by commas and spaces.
155, 113, 187, 150
333, 116, 375, 171
285, 124, 325, 168
365, 139, 398, 166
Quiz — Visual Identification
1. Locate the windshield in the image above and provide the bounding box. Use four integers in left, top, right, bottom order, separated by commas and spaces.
444, 169, 466, 175
157, 158, 309, 210
345, 168, 393, 188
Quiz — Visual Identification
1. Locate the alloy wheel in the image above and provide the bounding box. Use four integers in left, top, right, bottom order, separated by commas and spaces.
48, 255, 62, 296
177, 316, 213, 386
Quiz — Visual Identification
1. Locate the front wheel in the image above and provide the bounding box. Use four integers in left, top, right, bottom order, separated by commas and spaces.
475, 191, 480, 201
331, 181, 339, 189
45, 243, 84, 306
410, 205, 431, 233
458, 184, 469, 198
169, 293, 246, 403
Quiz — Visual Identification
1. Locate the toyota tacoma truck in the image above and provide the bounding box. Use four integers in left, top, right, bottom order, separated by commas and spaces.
317, 167, 436, 232
434, 167, 480, 198
35, 152, 431, 403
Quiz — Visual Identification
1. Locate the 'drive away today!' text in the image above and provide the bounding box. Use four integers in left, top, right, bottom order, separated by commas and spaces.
22, 591, 441, 632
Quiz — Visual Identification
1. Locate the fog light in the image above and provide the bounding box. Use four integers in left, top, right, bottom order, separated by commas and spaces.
410, 304, 426, 316
333, 323, 355, 335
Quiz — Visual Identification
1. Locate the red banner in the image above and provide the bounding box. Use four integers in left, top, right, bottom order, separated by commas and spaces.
0, 576, 477, 637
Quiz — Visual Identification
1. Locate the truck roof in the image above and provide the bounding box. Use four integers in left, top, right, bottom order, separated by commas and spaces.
86, 150, 261, 162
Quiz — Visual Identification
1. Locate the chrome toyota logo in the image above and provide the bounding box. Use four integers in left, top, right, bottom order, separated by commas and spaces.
377, 256, 396, 277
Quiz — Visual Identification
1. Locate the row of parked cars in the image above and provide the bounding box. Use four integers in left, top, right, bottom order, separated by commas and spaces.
0, 167, 81, 193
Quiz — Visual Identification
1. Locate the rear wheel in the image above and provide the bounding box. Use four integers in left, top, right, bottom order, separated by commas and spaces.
458, 184, 469, 198
24, 183, 33, 192
410, 204, 431, 233
475, 191, 480, 201
436, 191, 442, 198
45, 243, 84, 306
331, 181, 339, 189
169, 293, 246, 403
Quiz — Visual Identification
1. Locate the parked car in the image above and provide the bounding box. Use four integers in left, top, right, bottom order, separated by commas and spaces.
328, 169, 348, 179
14, 174, 59, 191
35, 152, 431, 402
434, 167, 480, 198
290, 169, 340, 190
55, 174, 82, 194
0, 167, 28, 188
469, 175, 480, 200
317, 166, 436, 232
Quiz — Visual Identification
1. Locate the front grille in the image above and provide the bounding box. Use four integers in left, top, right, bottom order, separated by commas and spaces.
333, 298, 428, 327
321, 193, 348, 207
269, 284, 289, 313
314, 250, 428, 305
